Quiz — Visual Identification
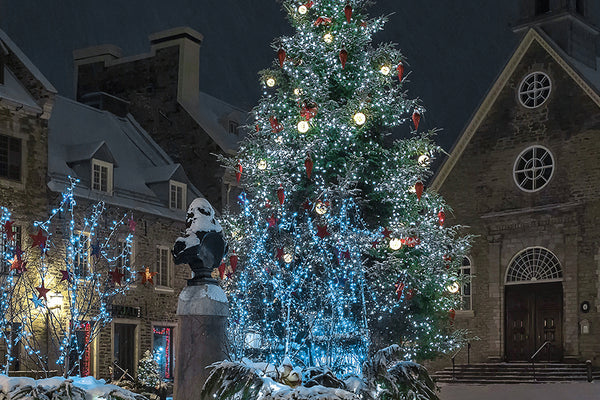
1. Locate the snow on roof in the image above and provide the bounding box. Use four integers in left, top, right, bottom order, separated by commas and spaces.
0, 67, 41, 112
0, 28, 57, 94
180, 90, 247, 154
48, 95, 202, 220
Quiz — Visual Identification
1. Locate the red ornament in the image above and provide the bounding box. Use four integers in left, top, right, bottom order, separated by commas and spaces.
110, 268, 125, 285
35, 282, 50, 301
229, 252, 238, 273
405, 289, 415, 300
381, 227, 392, 238
128, 216, 137, 232
236, 162, 242, 183
218, 262, 226, 279
449, 308, 456, 323
371, 240, 379, 248
405, 236, 420, 247
397, 61, 404, 82
270, 116, 283, 133
276, 247, 284, 260
267, 215, 278, 228
438, 211, 446, 226
344, 4, 352, 23
255, 124, 260, 132
339, 48, 348, 68
277, 184, 285, 205
316, 225, 330, 239
305, 1, 314, 8
305, 155, 314, 179
4, 220, 15, 241
412, 110, 421, 130
30, 229, 48, 250
360, 21, 367, 27
277, 47, 286, 68
415, 181, 424, 201
300, 102, 318, 120
395, 281, 405, 300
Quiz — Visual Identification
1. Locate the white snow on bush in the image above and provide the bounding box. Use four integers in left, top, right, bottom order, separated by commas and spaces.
0, 374, 146, 400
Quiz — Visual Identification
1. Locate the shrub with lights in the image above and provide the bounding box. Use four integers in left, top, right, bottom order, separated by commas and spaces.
217, 0, 470, 384
0, 178, 136, 377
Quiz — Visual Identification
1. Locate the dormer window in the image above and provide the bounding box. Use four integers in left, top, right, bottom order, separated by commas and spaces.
228, 120, 239, 135
169, 180, 187, 210
91, 159, 113, 195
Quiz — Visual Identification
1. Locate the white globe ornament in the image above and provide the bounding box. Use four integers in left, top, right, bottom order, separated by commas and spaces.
389, 238, 402, 250
447, 282, 460, 294
257, 159, 267, 170
294, 88, 303, 96
418, 154, 430, 166
315, 201, 328, 215
380, 65, 391, 75
353, 112, 366, 125
323, 33, 333, 43
283, 253, 294, 263
298, 5, 308, 14
266, 77, 276, 87
297, 120, 310, 133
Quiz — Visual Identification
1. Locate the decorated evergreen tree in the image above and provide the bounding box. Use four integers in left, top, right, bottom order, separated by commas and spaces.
137, 350, 162, 389
220, 0, 470, 373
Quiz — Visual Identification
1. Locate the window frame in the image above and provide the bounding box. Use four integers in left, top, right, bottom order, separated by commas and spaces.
115, 238, 134, 283
0, 224, 21, 275
169, 180, 187, 211
153, 245, 172, 288
513, 145, 554, 192
518, 71, 552, 109
151, 323, 176, 380
0, 133, 23, 182
458, 257, 472, 311
91, 158, 113, 195
74, 231, 91, 279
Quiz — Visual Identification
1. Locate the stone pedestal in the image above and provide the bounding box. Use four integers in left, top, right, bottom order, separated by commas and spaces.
174, 284, 228, 400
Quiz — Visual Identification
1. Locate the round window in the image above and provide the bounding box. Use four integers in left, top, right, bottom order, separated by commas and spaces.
518, 72, 551, 108
513, 145, 554, 192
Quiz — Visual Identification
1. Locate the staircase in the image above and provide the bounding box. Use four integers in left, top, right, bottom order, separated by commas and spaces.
432, 363, 600, 384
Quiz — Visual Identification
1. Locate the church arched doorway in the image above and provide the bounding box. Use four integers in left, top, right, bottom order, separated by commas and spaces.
504, 247, 563, 361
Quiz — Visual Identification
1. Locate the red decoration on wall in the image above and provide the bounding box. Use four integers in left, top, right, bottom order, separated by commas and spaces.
30, 229, 48, 250
344, 4, 352, 22
10, 257, 26, 273
142, 267, 158, 285
230, 252, 238, 272
438, 210, 446, 226
415, 181, 424, 201
236, 163, 242, 183
128, 216, 137, 232
3, 220, 15, 241
110, 268, 125, 285
412, 110, 421, 130
339, 48, 348, 68
278, 47, 286, 67
270, 116, 283, 133
316, 225, 330, 239
305, 155, 314, 179
60, 269, 72, 283
397, 61, 404, 82
277, 184, 285, 205
35, 282, 50, 301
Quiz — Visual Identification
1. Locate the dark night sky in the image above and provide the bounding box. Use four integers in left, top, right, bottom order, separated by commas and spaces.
3, 1, 598, 151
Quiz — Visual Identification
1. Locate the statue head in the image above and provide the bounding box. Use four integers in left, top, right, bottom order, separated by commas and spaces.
185, 198, 222, 234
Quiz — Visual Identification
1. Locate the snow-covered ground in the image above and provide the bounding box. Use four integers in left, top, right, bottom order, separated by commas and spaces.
439, 382, 600, 400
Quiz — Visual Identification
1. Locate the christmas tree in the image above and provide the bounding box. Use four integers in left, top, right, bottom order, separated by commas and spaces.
0, 178, 136, 376
220, 0, 470, 373
137, 350, 162, 389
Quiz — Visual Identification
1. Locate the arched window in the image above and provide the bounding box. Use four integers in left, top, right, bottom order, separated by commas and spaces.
506, 247, 563, 284
459, 257, 472, 310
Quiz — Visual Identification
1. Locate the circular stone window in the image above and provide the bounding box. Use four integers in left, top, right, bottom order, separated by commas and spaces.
513, 145, 554, 192
518, 72, 551, 108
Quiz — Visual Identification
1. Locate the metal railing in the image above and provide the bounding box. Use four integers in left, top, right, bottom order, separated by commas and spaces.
530, 340, 551, 381
451, 341, 472, 380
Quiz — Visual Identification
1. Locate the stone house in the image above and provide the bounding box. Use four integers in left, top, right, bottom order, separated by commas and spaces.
0, 27, 211, 380
73, 27, 247, 212
432, 0, 600, 365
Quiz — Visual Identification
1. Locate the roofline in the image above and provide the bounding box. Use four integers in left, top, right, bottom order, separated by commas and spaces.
0, 28, 57, 94
431, 28, 600, 192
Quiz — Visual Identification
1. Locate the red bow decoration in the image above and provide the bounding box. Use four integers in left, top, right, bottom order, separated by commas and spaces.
218, 263, 226, 279
395, 281, 405, 300
270, 116, 283, 133
304, 0, 314, 8
300, 102, 318, 120
314, 16, 332, 26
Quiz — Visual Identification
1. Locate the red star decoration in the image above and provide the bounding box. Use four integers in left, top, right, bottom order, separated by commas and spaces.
59, 269, 72, 283
110, 268, 125, 285
30, 229, 48, 249
9, 257, 26, 273
371, 240, 379, 248
141, 267, 158, 285
266, 215, 278, 228
128, 216, 136, 232
36, 282, 50, 301
341, 250, 351, 259
275, 247, 284, 260
381, 227, 392, 238
316, 225, 330, 239
4, 220, 15, 241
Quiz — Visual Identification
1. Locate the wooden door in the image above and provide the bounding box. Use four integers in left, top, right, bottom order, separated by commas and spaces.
114, 323, 136, 379
505, 282, 562, 361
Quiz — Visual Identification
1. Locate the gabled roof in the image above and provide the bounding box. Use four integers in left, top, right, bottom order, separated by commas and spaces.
48, 95, 203, 220
431, 28, 600, 192
0, 67, 41, 112
0, 28, 56, 94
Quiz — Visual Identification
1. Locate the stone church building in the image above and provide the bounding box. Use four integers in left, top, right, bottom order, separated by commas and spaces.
433, 0, 600, 365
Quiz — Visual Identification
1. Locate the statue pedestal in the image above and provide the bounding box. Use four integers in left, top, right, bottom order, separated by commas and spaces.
174, 284, 228, 400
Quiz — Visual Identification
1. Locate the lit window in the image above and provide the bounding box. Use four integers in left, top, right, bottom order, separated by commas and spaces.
154, 246, 171, 287
513, 145, 554, 192
74, 232, 91, 279
91, 159, 113, 194
169, 181, 187, 211
459, 257, 472, 311
153, 326, 174, 380
518, 71, 551, 108
0, 134, 22, 181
